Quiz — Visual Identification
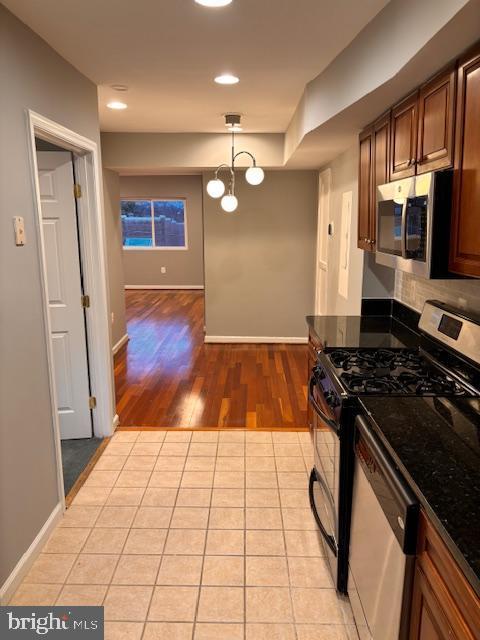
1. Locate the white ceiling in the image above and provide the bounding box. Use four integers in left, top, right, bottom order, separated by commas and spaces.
5, 0, 388, 133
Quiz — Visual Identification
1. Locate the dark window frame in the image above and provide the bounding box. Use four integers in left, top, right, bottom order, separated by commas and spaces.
121, 198, 188, 250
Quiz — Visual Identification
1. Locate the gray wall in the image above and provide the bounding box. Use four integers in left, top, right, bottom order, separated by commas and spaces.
203, 170, 317, 338
362, 252, 395, 299
103, 170, 127, 346
0, 5, 102, 588
101, 132, 284, 172
120, 175, 204, 287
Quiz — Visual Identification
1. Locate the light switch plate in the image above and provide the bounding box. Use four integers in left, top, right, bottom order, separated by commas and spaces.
13, 216, 26, 246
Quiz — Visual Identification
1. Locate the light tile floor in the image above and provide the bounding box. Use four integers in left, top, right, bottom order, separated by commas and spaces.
10, 430, 359, 640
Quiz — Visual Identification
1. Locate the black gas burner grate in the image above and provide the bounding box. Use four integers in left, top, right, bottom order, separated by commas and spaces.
341, 372, 404, 394
329, 348, 422, 372
329, 348, 466, 397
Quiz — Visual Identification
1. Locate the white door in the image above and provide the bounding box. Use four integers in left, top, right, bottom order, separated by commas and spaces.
37, 151, 92, 440
315, 169, 332, 315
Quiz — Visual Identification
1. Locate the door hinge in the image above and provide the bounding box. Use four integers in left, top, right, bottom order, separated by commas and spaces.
81, 294, 90, 308
73, 184, 82, 198
89, 396, 97, 410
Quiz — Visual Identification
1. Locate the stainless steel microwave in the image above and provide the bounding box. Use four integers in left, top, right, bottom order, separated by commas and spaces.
375, 170, 453, 279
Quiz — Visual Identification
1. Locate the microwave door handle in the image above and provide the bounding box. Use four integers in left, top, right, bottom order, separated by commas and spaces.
309, 469, 338, 556
308, 376, 340, 435
401, 201, 408, 258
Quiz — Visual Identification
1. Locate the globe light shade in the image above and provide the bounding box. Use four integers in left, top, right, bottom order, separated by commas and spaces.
206, 179, 225, 199
221, 194, 238, 213
245, 166, 265, 186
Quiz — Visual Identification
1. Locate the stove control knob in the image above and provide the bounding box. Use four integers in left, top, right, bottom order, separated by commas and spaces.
314, 367, 326, 380
324, 391, 339, 408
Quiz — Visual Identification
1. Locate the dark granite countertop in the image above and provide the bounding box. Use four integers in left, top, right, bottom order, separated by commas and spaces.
360, 396, 480, 597
306, 314, 420, 350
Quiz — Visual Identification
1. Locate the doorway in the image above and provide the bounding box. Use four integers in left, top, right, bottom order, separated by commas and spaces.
28, 111, 115, 503
36, 145, 93, 439
315, 168, 332, 315
36, 142, 105, 497
36, 141, 103, 496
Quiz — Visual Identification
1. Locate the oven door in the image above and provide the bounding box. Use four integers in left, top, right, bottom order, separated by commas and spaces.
308, 372, 341, 574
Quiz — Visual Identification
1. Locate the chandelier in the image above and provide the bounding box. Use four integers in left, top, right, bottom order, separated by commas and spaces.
206, 114, 264, 212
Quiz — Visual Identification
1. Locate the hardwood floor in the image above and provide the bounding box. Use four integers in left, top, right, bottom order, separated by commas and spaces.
114, 290, 308, 429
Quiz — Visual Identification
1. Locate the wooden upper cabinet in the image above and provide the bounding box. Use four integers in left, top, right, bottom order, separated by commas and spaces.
450, 43, 480, 277
390, 91, 419, 180
371, 112, 390, 249
358, 126, 374, 251
417, 65, 456, 174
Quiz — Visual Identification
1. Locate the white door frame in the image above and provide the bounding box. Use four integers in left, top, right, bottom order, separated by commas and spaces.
315, 168, 332, 315
26, 110, 116, 506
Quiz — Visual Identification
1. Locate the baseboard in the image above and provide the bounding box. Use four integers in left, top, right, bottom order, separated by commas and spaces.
204, 336, 308, 344
0, 503, 63, 605
112, 413, 120, 431
112, 333, 129, 355
125, 285, 204, 290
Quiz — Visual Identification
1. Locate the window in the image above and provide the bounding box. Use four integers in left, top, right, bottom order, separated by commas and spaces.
121, 199, 187, 249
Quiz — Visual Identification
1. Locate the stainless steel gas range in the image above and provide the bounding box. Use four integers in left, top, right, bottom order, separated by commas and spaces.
308, 299, 480, 599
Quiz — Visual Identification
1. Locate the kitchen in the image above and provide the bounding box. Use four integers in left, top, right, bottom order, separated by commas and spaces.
307, 40, 480, 639
1, 0, 480, 638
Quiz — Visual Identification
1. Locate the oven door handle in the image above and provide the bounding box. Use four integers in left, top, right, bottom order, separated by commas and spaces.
308, 375, 340, 435
309, 469, 337, 556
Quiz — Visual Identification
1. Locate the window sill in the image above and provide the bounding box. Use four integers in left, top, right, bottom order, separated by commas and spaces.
123, 246, 189, 251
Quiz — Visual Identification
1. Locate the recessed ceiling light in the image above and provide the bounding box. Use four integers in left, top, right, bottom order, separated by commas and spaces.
107, 101, 127, 110
215, 74, 239, 85
195, 0, 233, 7
110, 84, 128, 92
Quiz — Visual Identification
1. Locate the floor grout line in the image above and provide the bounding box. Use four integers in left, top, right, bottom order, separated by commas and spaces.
274, 436, 299, 640
143, 432, 191, 637
192, 432, 219, 638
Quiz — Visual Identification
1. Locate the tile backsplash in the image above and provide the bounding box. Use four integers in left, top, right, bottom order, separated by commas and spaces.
395, 271, 480, 313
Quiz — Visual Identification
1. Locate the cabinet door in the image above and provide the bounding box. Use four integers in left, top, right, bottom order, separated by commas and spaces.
409, 511, 480, 640
417, 65, 456, 174
450, 44, 480, 277
409, 565, 455, 640
358, 127, 374, 251
390, 92, 418, 179
307, 351, 315, 439
307, 332, 321, 441
371, 112, 390, 250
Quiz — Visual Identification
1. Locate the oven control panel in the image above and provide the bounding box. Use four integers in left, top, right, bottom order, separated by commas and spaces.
419, 300, 480, 365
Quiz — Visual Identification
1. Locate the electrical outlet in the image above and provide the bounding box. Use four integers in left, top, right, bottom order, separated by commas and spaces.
111, 312, 115, 324
161, 266, 167, 274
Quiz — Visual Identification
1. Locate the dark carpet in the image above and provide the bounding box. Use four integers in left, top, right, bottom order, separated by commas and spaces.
61, 437, 103, 496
